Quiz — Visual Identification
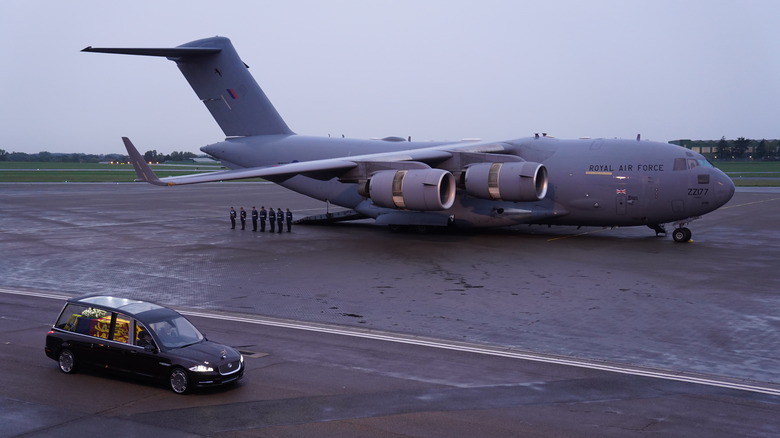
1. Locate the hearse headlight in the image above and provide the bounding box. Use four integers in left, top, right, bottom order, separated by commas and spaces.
189, 364, 214, 372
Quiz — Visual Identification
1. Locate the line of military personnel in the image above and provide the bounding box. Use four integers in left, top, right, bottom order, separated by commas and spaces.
229, 206, 293, 233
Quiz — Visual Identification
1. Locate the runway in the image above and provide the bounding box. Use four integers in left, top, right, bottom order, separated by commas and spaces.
1, 183, 779, 436
2, 289, 780, 437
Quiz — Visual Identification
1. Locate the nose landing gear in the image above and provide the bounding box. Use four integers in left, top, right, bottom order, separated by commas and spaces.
672, 227, 692, 243
651, 220, 694, 242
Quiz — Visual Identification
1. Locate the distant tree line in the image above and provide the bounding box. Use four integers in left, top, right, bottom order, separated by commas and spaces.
671, 137, 780, 160
142, 150, 198, 163
3, 139, 778, 163
0, 149, 200, 163
0, 149, 125, 163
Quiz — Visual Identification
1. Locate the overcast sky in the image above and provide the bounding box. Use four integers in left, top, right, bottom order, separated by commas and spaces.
1, 0, 778, 155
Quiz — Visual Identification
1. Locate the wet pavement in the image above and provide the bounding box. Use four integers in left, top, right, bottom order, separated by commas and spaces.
1, 182, 779, 386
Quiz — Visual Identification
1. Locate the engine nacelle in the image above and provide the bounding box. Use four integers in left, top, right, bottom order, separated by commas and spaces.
369, 169, 456, 211
464, 161, 548, 201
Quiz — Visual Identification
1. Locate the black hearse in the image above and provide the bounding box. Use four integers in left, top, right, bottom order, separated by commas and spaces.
45, 295, 243, 394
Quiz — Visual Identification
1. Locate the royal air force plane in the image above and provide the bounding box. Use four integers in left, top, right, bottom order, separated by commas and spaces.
83, 36, 735, 242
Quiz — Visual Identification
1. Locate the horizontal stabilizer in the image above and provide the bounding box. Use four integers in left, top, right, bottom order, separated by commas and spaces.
81, 46, 220, 58
84, 36, 292, 137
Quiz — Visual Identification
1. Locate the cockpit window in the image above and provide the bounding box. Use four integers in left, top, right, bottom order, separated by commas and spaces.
674, 157, 714, 171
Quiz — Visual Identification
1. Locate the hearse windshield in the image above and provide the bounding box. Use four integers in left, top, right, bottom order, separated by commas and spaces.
147, 315, 204, 349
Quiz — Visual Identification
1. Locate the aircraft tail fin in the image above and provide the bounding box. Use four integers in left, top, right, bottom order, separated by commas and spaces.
122, 137, 167, 186
84, 37, 293, 137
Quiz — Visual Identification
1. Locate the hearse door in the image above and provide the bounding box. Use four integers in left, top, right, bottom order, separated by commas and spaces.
101, 312, 139, 373
126, 321, 170, 379
59, 304, 107, 367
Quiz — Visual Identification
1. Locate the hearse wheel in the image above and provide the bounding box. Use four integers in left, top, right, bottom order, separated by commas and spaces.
58, 349, 77, 374
170, 368, 190, 394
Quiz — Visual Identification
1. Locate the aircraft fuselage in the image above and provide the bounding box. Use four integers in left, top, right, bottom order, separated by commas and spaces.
202, 134, 735, 229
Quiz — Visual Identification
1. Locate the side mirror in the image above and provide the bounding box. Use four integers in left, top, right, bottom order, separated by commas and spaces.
144, 343, 158, 353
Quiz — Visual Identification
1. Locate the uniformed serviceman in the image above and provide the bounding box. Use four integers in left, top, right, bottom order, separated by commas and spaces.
268, 207, 276, 233
239, 207, 247, 230
229, 207, 237, 229
259, 206, 267, 232
251, 206, 258, 232
285, 208, 293, 232
276, 208, 284, 233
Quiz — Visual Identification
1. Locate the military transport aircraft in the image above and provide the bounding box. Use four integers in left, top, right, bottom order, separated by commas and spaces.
83, 36, 734, 242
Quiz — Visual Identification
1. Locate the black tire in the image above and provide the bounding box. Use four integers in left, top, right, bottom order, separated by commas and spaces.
672, 227, 691, 243
169, 368, 190, 394
58, 349, 77, 374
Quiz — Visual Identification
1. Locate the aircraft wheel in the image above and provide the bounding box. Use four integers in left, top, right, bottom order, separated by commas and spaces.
672, 227, 692, 243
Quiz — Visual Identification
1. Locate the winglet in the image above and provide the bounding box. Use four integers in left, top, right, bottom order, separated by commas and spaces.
122, 137, 169, 186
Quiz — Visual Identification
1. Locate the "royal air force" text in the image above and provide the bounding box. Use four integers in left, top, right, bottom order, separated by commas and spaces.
588, 163, 664, 172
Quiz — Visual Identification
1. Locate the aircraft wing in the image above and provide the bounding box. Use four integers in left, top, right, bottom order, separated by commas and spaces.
123, 137, 355, 186
122, 137, 508, 186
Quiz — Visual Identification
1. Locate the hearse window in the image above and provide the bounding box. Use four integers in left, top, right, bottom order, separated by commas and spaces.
109, 312, 134, 344
56, 304, 112, 340
135, 322, 155, 347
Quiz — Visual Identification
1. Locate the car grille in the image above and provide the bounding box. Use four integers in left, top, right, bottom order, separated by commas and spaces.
219, 360, 241, 375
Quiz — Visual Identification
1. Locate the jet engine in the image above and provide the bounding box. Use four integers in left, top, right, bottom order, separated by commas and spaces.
464, 161, 548, 201
368, 169, 456, 211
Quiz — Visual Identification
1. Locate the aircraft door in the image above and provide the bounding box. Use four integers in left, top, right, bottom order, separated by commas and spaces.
614, 176, 658, 218
616, 194, 626, 215
643, 176, 659, 215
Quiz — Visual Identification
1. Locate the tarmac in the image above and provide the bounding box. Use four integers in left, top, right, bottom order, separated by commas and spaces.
1, 182, 779, 436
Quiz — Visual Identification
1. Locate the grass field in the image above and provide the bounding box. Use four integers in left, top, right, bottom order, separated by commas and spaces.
713, 161, 780, 186
712, 161, 780, 173
0, 160, 778, 186
0, 162, 223, 183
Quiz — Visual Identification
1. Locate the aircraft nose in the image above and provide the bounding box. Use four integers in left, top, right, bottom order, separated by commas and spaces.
713, 168, 735, 208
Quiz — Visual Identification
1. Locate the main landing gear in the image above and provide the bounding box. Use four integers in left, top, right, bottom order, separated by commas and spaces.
648, 224, 666, 236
